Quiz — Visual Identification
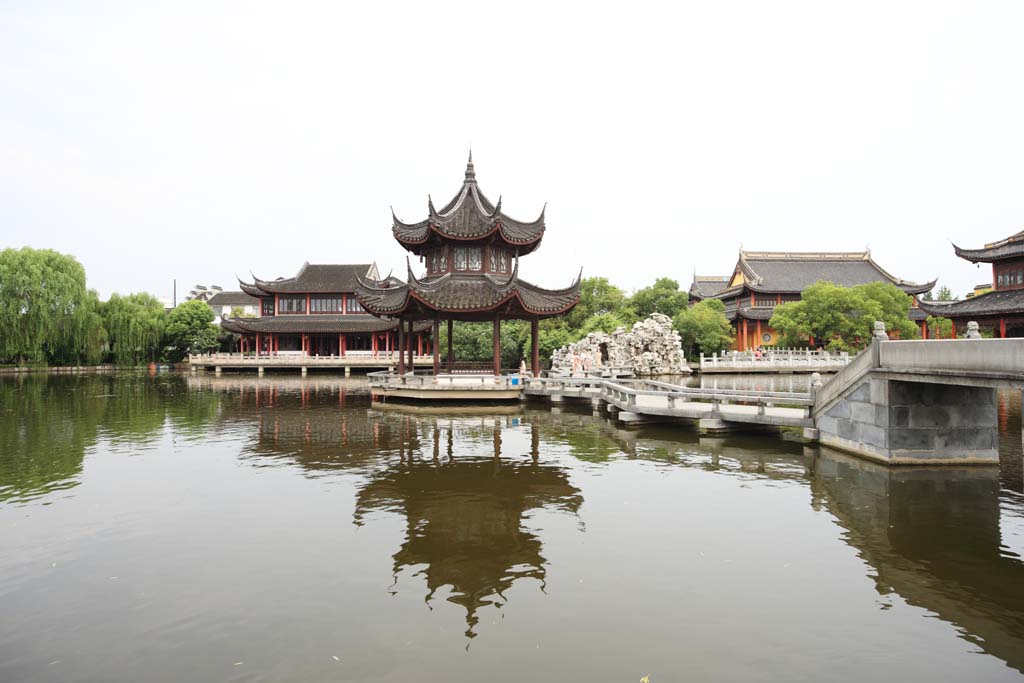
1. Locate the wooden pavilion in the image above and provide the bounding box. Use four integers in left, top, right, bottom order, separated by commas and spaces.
919, 230, 1024, 337
355, 154, 580, 376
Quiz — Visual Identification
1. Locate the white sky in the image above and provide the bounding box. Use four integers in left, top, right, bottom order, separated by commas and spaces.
2, 1, 1022, 301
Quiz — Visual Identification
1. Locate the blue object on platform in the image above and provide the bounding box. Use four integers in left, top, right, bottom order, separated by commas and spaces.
511, 377, 519, 385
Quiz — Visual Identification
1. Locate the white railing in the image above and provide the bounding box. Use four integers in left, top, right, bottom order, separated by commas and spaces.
699, 348, 851, 370
188, 352, 432, 365
367, 370, 527, 391
523, 375, 815, 422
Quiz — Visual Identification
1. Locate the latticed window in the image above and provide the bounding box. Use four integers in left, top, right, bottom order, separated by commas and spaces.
279, 295, 306, 313
430, 249, 448, 273
310, 296, 342, 313
755, 297, 776, 307
262, 299, 275, 316
454, 248, 467, 271
489, 247, 509, 273
466, 247, 482, 271
346, 298, 364, 313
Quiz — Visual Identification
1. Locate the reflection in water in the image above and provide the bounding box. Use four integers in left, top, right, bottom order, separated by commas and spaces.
811, 449, 1024, 671
0, 374, 221, 504
354, 419, 582, 638
2, 374, 1024, 679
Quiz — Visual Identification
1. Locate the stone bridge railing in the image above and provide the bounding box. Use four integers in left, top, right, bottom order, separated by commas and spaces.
700, 348, 851, 371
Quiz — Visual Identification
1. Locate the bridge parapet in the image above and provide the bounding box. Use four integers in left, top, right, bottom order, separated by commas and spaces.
812, 328, 1018, 465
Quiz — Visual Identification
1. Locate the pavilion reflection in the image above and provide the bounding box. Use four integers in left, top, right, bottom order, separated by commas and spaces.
354, 415, 583, 639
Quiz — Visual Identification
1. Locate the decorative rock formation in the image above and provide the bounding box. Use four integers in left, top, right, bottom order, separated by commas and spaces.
551, 313, 690, 376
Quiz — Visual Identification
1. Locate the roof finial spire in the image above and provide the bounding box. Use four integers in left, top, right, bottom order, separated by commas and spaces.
465, 149, 476, 183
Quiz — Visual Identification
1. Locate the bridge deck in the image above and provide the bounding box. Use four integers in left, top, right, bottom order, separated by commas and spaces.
524, 377, 815, 429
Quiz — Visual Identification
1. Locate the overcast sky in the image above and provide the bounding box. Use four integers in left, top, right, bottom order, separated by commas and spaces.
2, 1, 1023, 302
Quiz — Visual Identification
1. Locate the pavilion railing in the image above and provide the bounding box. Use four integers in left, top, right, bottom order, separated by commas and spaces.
189, 351, 433, 363
367, 370, 526, 391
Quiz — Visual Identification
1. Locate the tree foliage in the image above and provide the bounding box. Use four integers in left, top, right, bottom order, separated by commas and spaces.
769, 281, 918, 352
162, 300, 218, 361
926, 315, 953, 339
565, 277, 634, 329
673, 299, 734, 357
628, 277, 689, 319
103, 293, 165, 365
0, 247, 106, 365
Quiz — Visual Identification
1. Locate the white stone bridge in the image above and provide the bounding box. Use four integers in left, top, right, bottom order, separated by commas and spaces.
525, 330, 1024, 465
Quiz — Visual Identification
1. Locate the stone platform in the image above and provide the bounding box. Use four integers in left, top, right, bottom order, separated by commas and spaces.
367, 371, 526, 401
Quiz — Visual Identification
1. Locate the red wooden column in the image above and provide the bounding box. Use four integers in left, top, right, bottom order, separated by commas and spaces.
432, 320, 440, 374
417, 333, 423, 357
407, 318, 415, 372
447, 320, 454, 372
492, 315, 501, 376
256, 333, 261, 356
920, 321, 928, 339
950, 321, 956, 339
338, 334, 343, 357
372, 333, 377, 357
531, 318, 540, 377
755, 320, 762, 349
397, 319, 406, 374
1001, 318, 1007, 338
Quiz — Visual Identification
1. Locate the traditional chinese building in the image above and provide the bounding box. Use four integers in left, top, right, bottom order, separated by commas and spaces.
221, 263, 431, 356
206, 290, 259, 322
354, 154, 580, 376
691, 250, 935, 350
919, 230, 1024, 337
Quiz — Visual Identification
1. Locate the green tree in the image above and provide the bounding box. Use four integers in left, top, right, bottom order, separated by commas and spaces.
628, 277, 689, 319
926, 315, 953, 339
162, 300, 218, 361
103, 293, 165, 365
0, 247, 103, 365
936, 286, 954, 301
564, 277, 634, 329
673, 299, 734, 358
769, 280, 918, 352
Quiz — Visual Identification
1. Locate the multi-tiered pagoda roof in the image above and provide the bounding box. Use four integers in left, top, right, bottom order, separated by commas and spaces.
390, 153, 546, 256
355, 155, 580, 322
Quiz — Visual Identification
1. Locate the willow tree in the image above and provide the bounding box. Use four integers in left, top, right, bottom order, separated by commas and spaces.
103, 293, 165, 365
0, 247, 101, 365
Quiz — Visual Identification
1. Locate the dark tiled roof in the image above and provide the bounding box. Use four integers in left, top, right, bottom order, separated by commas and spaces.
242, 263, 378, 295
919, 288, 1024, 318
355, 264, 580, 319
953, 230, 1024, 263
736, 306, 776, 321
733, 251, 935, 295
207, 291, 259, 306
220, 314, 429, 335
689, 275, 731, 299
392, 155, 545, 255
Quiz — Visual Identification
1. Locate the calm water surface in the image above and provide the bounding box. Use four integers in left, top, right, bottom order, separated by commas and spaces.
1, 373, 1023, 682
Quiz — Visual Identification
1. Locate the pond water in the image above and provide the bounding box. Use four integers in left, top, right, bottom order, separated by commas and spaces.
1, 373, 1023, 682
